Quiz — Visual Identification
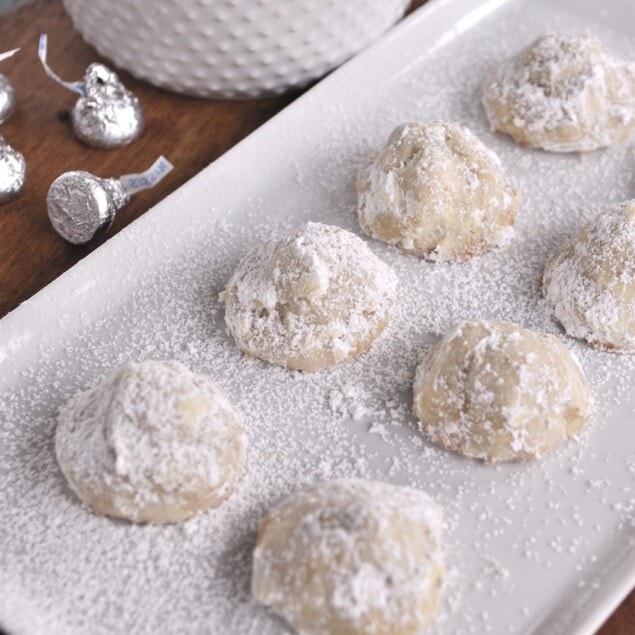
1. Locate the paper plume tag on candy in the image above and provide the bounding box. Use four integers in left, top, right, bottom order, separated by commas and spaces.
0, 48, 20, 63
119, 156, 174, 196
38, 34, 86, 95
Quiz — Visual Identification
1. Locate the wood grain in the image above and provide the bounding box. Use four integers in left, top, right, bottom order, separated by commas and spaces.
0, 1, 631, 633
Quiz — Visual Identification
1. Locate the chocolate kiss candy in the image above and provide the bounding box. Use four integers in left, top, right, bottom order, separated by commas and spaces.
47, 156, 173, 245
0, 75, 15, 125
72, 62, 145, 149
38, 33, 144, 149
0, 48, 20, 125
47, 171, 128, 244
0, 135, 26, 203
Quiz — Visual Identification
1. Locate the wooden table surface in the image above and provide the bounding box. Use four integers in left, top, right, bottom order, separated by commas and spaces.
0, 1, 632, 633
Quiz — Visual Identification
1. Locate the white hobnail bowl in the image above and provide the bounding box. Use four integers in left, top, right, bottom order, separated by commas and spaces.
63, 0, 410, 99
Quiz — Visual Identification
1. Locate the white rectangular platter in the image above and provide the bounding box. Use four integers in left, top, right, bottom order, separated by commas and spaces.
1, 0, 634, 633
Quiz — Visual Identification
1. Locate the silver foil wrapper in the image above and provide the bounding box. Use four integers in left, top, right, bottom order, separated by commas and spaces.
72, 63, 144, 149
0, 74, 15, 125
0, 135, 26, 203
47, 171, 130, 244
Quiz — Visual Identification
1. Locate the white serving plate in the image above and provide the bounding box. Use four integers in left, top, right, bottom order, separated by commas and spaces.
1, 0, 634, 633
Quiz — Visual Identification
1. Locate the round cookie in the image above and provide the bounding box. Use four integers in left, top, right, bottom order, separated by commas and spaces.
55, 360, 246, 523
356, 121, 519, 261
221, 222, 398, 372
413, 321, 593, 463
483, 32, 635, 152
543, 199, 635, 352
252, 479, 444, 635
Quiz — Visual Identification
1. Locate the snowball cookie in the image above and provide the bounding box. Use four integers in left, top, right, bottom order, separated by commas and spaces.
543, 200, 635, 352
356, 122, 520, 262
221, 222, 398, 372
413, 321, 593, 463
55, 360, 246, 523
483, 32, 635, 152
252, 479, 444, 635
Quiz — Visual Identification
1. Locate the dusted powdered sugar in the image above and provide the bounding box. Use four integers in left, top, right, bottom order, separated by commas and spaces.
55, 360, 246, 523
252, 479, 444, 635
543, 199, 635, 352
483, 32, 635, 151
221, 222, 398, 371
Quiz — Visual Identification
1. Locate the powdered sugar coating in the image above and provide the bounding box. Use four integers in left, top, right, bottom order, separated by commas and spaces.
221, 222, 398, 371
483, 32, 635, 152
356, 122, 519, 261
413, 321, 593, 463
55, 360, 246, 523
252, 479, 444, 635
543, 199, 635, 352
